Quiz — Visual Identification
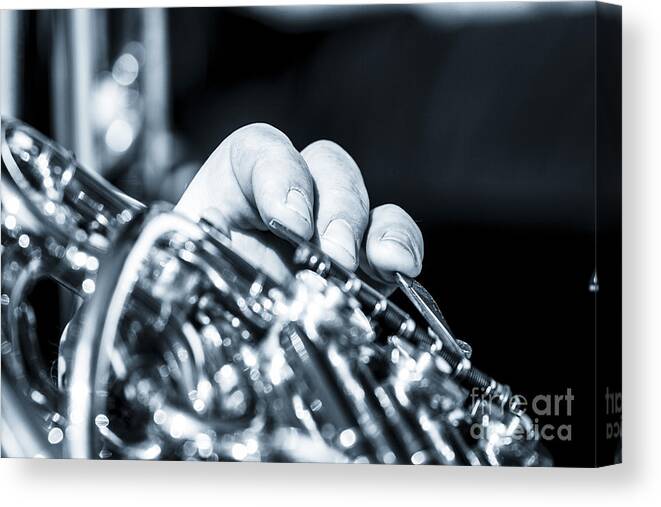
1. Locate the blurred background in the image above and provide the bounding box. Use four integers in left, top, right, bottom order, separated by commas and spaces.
1, 3, 620, 466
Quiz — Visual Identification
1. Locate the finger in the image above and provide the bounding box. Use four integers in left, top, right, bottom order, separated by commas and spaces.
301, 140, 370, 270
175, 123, 315, 239
364, 203, 424, 279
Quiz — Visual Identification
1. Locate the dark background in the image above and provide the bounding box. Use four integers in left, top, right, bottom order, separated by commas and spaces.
17, 2, 621, 466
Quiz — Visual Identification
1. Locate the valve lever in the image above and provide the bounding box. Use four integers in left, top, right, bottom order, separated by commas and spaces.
394, 273, 471, 358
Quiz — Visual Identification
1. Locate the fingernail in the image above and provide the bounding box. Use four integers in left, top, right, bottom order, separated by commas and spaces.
285, 187, 312, 225
380, 230, 420, 266
322, 219, 357, 265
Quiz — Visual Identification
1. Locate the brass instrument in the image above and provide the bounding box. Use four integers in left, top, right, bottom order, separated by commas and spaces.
1, 117, 550, 465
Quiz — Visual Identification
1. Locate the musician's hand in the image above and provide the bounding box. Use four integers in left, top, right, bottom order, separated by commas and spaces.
175, 123, 423, 286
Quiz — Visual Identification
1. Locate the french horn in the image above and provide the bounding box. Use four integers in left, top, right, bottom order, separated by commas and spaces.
1, 117, 550, 465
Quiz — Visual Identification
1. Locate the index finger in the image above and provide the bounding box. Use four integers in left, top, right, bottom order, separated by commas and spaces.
175, 123, 315, 240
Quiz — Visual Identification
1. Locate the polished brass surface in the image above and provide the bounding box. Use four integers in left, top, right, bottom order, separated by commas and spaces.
1, 117, 550, 465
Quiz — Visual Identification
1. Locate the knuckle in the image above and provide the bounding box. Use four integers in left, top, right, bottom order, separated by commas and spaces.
236, 122, 288, 142
232, 123, 294, 155
327, 183, 369, 223
304, 139, 359, 175
374, 203, 407, 218
304, 139, 369, 213
228, 123, 302, 175
303, 139, 343, 157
